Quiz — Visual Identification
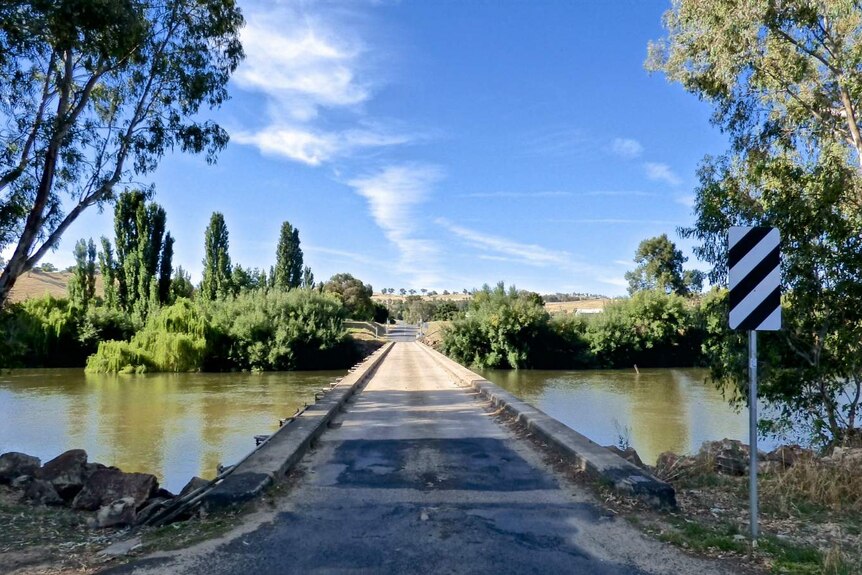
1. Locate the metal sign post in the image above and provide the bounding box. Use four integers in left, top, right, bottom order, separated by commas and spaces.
748, 330, 758, 539
728, 226, 781, 542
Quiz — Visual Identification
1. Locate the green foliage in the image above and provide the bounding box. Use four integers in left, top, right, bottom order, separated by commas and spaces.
625, 234, 702, 296
86, 299, 207, 373
67, 238, 97, 310
203, 289, 345, 372
170, 266, 194, 302
0, 0, 244, 307
0, 295, 85, 367
650, 0, 862, 446
443, 282, 549, 369
200, 212, 233, 299
86, 289, 347, 373
108, 190, 173, 321
323, 273, 374, 320
586, 290, 700, 368
274, 221, 303, 289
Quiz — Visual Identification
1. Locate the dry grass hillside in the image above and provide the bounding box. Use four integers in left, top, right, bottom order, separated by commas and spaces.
6, 271, 104, 304
7, 276, 609, 315
373, 293, 610, 315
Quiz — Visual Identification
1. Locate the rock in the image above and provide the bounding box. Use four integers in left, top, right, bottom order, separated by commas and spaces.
0, 452, 41, 484
154, 487, 175, 500
36, 449, 89, 500
766, 445, 813, 468
10, 475, 32, 489
700, 439, 748, 476
654, 451, 698, 480
99, 535, 143, 558
825, 447, 862, 467
135, 497, 170, 525
178, 476, 209, 498
24, 479, 64, 506
605, 446, 645, 468
71, 468, 157, 511
93, 497, 137, 528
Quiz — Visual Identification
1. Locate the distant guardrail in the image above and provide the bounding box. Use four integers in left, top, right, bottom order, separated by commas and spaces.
344, 321, 388, 338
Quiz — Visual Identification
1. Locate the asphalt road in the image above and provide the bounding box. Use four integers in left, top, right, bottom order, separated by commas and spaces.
385, 323, 418, 342
108, 343, 732, 575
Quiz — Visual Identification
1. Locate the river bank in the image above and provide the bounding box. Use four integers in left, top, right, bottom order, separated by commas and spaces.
619, 440, 862, 574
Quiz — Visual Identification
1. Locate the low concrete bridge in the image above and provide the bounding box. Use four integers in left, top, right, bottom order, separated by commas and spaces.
111, 343, 730, 575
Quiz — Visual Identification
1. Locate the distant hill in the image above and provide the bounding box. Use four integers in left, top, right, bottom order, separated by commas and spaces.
6, 271, 104, 304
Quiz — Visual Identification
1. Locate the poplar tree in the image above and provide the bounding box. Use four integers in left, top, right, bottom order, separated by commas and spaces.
108, 190, 173, 319
0, 0, 244, 308
274, 221, 303, 289
68, 238, 97, 309
200, 212, 233, 299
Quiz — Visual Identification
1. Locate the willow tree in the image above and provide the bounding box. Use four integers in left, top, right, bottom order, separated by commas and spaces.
649, 0, 862, 445
0, 0, 244, 308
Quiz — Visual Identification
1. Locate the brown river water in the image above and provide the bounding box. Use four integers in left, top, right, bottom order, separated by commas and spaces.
0, 367, 772, 492
0, 369, 342, 493
483, 367, 779, 465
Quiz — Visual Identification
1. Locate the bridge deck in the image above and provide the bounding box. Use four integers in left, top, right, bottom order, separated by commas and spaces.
114, 342, 730, 575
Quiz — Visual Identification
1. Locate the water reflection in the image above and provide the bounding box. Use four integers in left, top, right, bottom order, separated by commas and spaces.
0, 369, 342, 492
483, 368, 776, 464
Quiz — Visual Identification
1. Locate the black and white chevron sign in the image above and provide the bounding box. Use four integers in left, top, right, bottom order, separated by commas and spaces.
728, 226, 781, 331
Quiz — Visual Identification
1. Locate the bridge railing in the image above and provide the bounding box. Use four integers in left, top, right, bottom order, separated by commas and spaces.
344, 321, 388, 339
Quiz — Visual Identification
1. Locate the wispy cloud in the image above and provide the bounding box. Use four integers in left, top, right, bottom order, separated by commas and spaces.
304, 245, 394, 271
546, 218, 679, 225
520, 127, 591, 158
459, 191, 571, 199
348, 165, 443, 286
437, 219, 570, 267
231, 2, 418, 165
644, 162, 682, 186
581, 190, 655, 197
233, 125, 414, 166
610, 138, 643, 159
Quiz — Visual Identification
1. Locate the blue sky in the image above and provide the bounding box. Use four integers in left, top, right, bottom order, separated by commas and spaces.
38, 0, 730, 296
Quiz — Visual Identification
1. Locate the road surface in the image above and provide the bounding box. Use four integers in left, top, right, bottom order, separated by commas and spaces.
108, 343, 735, 575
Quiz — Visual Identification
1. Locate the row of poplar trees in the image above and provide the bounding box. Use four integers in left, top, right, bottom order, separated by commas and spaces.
199, 212, 312, 300
70, 190, 175, 323
68, 196, 312, 321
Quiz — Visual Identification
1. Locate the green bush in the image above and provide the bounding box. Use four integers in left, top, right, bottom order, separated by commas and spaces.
203, 288, 346, 371
86, 299, 206, 373
585, 290, 701, 368
443, 283, 549, 369
0, 295, 87, 367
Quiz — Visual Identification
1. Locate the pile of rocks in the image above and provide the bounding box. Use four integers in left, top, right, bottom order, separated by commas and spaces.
650, 439, 851, 481
0, 449, 205, 528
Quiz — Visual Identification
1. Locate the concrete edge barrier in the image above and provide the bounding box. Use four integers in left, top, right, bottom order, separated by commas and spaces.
416, 342, 677, 510
202, 342, 395, 510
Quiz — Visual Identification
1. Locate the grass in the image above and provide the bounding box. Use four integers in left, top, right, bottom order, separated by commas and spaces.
761, 458, 862, 516
7, 270, 105, 304
649, 450, 862, 574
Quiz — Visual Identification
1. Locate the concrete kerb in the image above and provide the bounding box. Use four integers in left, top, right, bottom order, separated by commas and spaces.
416, 343, 677, 510
202, 342, 395, 510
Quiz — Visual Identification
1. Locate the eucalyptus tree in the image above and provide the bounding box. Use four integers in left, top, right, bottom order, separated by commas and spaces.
649, 0, 862, 445
0, 0, 244, 307
625, 234, 704, 295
